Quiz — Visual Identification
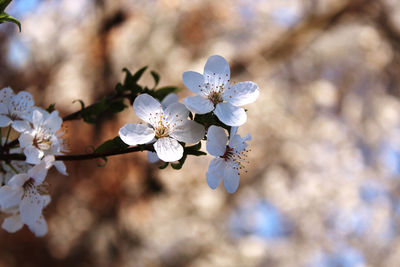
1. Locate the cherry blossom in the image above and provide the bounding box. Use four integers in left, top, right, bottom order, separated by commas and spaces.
1, 194, 51, 237
18, 108, 68, 175
183, 55, 259, 126
0, 87, 35, 132
119, 94, 205, 162
0, 156, 54, 236
206, 125, 251, 193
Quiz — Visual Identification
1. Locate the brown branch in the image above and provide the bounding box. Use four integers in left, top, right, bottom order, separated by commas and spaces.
0, 144, 205, 162
0, 144, 154, 161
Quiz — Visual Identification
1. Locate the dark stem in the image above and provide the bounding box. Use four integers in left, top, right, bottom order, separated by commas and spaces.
0, 144, 206, 161
0, 144, 154, 161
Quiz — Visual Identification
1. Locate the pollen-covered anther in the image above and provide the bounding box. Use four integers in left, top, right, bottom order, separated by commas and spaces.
208, 91, 223, 105
23, 178, 35, 191
154, 125, 169, 138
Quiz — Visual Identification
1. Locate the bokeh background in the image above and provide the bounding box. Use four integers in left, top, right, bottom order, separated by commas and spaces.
1, 0, 400, 266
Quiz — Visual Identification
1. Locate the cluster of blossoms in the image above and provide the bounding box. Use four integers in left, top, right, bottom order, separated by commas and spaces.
0, 55, 258, 237
0, 88, 67, 236
119, 55, 259, 193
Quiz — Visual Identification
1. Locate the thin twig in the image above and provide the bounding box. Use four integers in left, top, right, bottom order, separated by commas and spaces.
0, 144, 155, 161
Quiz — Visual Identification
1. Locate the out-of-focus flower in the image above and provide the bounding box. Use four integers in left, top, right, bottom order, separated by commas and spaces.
183, 55, 259, 126
0, 87, 35, 131
206, 125, 251, 193
0, 156, 54, 236
1, 195, 51, 237
119, 94, 205, 162
18, 108, 68, 175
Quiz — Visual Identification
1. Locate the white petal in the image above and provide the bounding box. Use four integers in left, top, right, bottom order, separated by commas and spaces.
24, 146, 44, 164
204, 55, 230, 80
41, 195, 51, 207
0, 186, 23, 210
223, 164, 240, 193
19, 133, 34, 148
8, 174, 29, 188
32, 108, 44, 128
9, 91, 34, 120
224, 81, 259, 106
206, 158, 224, 189
0, 115, 12, 127
154, 137, 183, 162
183, 96, 214, 114
2, 214, 23, 233
53, 161, 68, 176
161, 93, 179, 108
206, 126, 228, 157
170, 120, 205, 144
11, 120, 31, 132
133, 94, 162, 124
28, 156, 54, 185
0, 87, 14, 114
147, 152, 160, 163
164, 102, 189, 126
119, 123, 155, 146
20, 189, 44, 226
229, 133, 251, 152
214, 102, 247, 126
230, 127, 238, 137
43, 110, 62, 133
182, 71, 206, 96
27, 215, 48, 237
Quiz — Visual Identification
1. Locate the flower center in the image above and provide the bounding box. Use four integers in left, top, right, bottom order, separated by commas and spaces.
22, 178, 48, 197
33, 132, 52, 150
154, 125, 169, 139
208, 90, 223, 105
23, 178, 35, 191
221, 146, 234, 161
220, 145, 250, 175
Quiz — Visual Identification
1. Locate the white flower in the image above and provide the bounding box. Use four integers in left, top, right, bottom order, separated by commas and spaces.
0, 87, 35, 132
206, 126, 251, 193
18, 108, 68, 175
1, 194, 50, 237
183, 55, 259, 126
0, 146, 31, 185
0, 156, 54, 234
119, 94, 205, 162
147, 93, 179, 163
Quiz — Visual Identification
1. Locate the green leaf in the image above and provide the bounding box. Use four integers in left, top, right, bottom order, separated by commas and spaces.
158, 161, 169, 169
0, 0, 11, 12
194, 112, 230, 131
150, 70, 160, 88
171, 153, 187, 170
186, 150, 207, 156
186, 141, 201, 151
153, 86, 180, 102
120, 67, 146, 94
115, 83, 124, 94
46, 103, 56, 113
0, 12, 21, 31
95, 136, 128, 154
130, 66, 148, 83
76, 97, 128, 123
109, 99, 127, 113
80, 98, 107, 123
